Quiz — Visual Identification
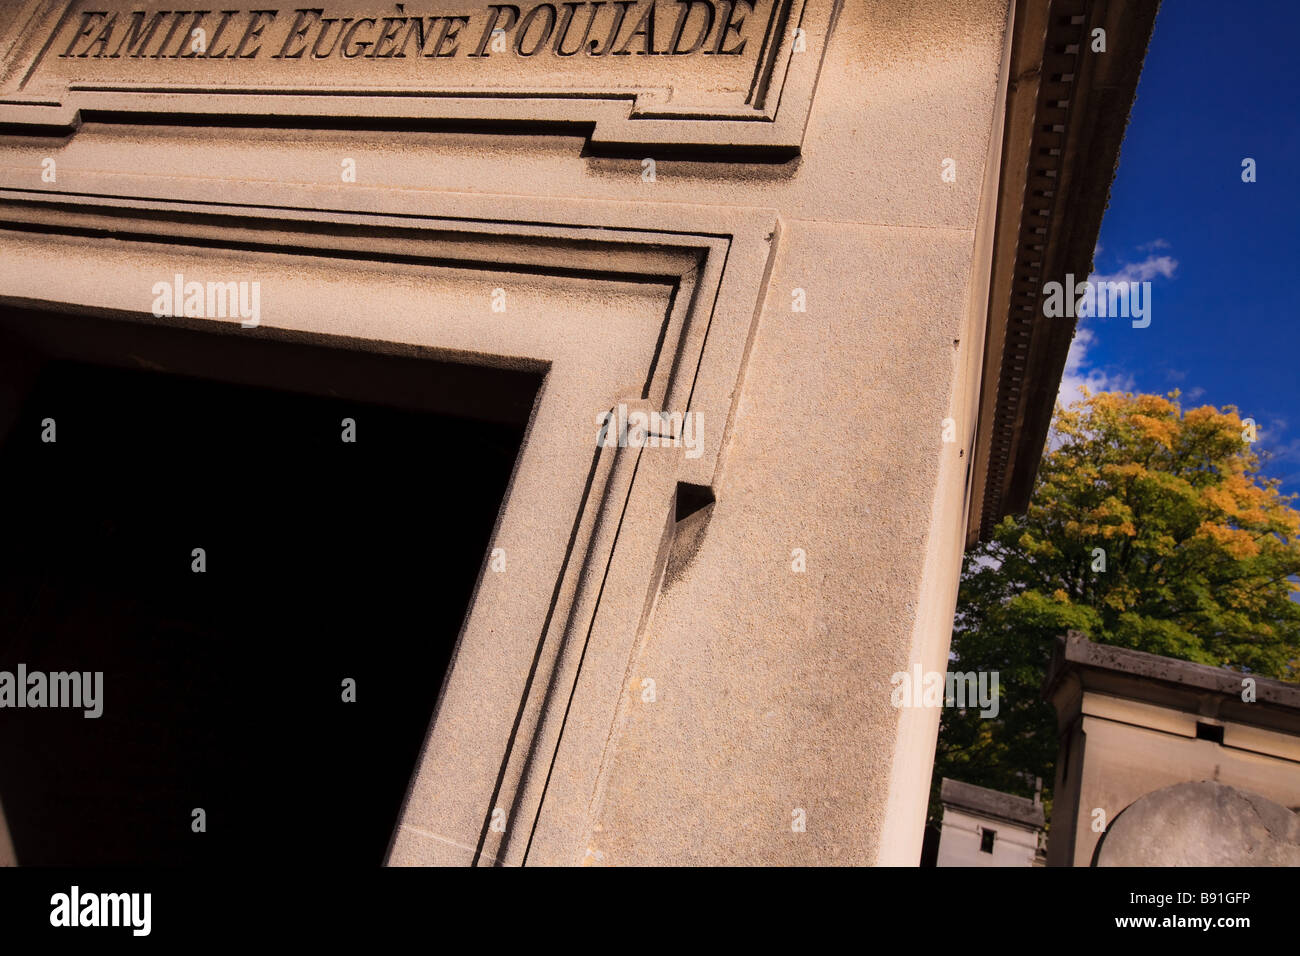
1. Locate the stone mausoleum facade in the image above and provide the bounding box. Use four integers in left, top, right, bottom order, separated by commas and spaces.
0, 1, 1156, 865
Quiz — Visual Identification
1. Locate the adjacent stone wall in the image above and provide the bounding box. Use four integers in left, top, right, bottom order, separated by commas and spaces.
0, 0, 1014, 864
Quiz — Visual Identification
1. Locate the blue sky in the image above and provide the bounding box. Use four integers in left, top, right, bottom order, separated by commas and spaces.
1058, 1, 1300, 495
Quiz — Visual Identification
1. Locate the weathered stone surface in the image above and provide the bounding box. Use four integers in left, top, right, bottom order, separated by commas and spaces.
1, 0, 840, 151
1045, 634, 1300, 866
941, 778, 1043, 830
0, 0, 1159, 865
1095, 782, 1300, 867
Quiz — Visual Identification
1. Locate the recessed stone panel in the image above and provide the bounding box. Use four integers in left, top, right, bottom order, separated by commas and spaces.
2, 0, 835, 151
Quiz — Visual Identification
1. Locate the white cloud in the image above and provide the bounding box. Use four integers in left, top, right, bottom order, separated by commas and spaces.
1090, 253, 1178, 285
1260, 426, 1300, 494
1048, 241, 1178, 442
1261, 418, 1300, 464
1056, 325, 1134, 407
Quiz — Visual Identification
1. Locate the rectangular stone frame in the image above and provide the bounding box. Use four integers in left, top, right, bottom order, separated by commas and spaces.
0, 0, 840, 154
0, 186, 777, 865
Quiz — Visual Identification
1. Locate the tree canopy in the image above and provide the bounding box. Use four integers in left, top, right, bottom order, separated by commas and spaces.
934, 390, 1300, 816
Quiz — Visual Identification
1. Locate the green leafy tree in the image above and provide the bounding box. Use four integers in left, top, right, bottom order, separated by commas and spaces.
933, 390, 1300, 819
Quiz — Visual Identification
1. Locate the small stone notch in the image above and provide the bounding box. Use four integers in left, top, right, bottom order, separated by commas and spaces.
675, 481, 715, 523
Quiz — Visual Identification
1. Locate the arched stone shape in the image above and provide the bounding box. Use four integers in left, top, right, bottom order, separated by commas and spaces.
1094, 781, 1300, 867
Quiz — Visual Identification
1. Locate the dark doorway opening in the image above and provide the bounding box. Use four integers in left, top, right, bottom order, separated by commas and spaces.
0, 311, 539, 865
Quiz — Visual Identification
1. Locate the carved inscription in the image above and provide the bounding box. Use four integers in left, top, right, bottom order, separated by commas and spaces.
53, 3, 758, 61
5, 0, 829, 149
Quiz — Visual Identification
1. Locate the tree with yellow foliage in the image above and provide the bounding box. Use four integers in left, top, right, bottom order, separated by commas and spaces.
933, 390, 1300, 810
